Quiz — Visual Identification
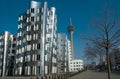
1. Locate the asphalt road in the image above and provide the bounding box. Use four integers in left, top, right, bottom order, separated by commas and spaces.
69, 70, 120, 79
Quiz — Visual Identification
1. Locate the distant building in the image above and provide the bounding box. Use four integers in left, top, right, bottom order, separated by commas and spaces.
57, 33, 68, 73
67, 40, 72, 71
110, 46, 120, 70
67, 40, 84, 72
69, 59, 84, 72
91, 62, 97, 69
109, 52, 116, 70
15, 1, 57, 76
0, 31, 15, 76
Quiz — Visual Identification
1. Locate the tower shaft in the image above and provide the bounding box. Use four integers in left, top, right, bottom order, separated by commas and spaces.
70, 32, 74, 60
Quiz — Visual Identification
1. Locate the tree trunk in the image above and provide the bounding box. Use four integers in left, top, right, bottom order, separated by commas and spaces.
106, 48, 111, 79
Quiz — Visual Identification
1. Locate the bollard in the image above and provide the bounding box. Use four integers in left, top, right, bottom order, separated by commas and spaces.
57, 75, 59, 79
53, 75, 55, 79
49, 75, 52, 79
41, 77, 43, 79
36, 77, 39, 79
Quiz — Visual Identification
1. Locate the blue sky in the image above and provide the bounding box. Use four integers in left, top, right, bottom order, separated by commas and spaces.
0, 0, 120, 63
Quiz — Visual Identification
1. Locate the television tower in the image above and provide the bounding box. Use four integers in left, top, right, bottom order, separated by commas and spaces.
68, 18, 74, 59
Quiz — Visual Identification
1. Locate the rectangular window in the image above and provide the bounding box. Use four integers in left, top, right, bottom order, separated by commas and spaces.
37, 54, 40, 60
28, 55, 30, 62
32, 66, 35, 75
36, 25, 39, 30
38, 8, 42, 13
37, 66, 40, 74
26, 35, 29, 41
31, 66, 33, 75
27, 17, 29, 22
34, 25, 36, 31
37, 43, 40, 49
22, 47, 24, 53
31, 8, 35, 13
34, 54, 37, 61
27, 45, 31, 51
29, 35, 32, 41
29, 26, 31, 31
31, 17, 34, 21
37, 16, 39, 21
21, 16, 23, 20
33, 34, 35, 40
27, 66, 30, 75
36, 34, 38, 40
37, 8, 39, 13
35, 44, 37, 50
25, 66, 27, 75
32, 54, 35, 61
32, 43, 35, 50
19, 67, 22, 75
31, 25, 34, 31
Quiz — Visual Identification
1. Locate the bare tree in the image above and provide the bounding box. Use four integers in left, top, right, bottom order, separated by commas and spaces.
85, 43, 106, 65
82, 9, 120, 79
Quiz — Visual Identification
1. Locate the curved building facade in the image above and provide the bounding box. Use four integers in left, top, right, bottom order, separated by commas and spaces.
15, 1, 57, 76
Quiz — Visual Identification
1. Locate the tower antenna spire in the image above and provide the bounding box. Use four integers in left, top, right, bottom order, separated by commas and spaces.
70, 17, 72, 25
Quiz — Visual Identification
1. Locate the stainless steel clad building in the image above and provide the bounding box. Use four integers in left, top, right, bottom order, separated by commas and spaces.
57, 33, 68, 73
0, 31, 15, 76
15, 1, 57, 76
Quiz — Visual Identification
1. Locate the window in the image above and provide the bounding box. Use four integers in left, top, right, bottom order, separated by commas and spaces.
21, 16, 23, 20
31, 8, 35, 13
32, 43, 35, 50
20, 57, 23, 62
32, 54, 35, 61
47, 38, 51, 41
35, 44, 37, 50
37, 9, 39, 13
28, 66, 30, 75
33, 34, 35, 40
36, 34, 38, 40
27, 17, 29, 22
31, 17, 34, 21
34, 25, 36, 31
32, 54, 36, 62
38, 8, 42, 13
31, 25, 34, 31
19, 49, 21, 54
34, 54, 37, 61
27, 45, 31, 51
25, 66, 28, 74
22, 47, 24, 53
37, 66, 40, 74
19, 67, 22, 75
37, 16, 39, 21
28, 55, 30, 62
37, 54, 40, 60
37, 43, 40, 49
29, 35, 32, 40
36, 25, 39, 30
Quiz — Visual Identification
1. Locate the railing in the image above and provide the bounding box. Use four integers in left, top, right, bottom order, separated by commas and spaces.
0, 74, 68, 79
0, 70, 86, 79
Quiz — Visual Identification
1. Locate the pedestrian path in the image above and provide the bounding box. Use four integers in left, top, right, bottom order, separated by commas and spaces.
69, 70, 120, 79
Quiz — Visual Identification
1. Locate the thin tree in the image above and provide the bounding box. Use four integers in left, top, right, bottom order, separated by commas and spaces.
82, 9, 120, 79
85, 43, 106, 65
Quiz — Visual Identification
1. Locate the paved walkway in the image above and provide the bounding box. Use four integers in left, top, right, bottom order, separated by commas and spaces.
69, 70, 120, 79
